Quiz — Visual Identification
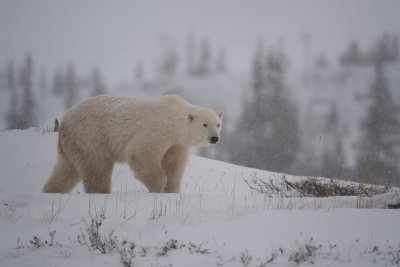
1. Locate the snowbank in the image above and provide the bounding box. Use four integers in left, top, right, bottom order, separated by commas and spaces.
0, 129, 399, 267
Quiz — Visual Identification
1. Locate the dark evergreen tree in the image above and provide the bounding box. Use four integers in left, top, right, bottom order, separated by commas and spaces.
340, 34, 399, 67
38, 69, 48, 97
158, 41, 178, 79
231, 44, 300, 173
216, 48, 226, 73
6, 60, 21, 129
64, 64, 78, 109
320, 103, 345, 179
134, 61, 144, 82
91, 67, 106, 96
52, 69, 66, 96
186, 34, 195, 75
197, 39, 211, 75
357, 63, 400, 184
19, 54, 36, 128
230, 42, 267, 168
368, 33, 399, 64
340, 41, 365, 66
263, 49, 300, 172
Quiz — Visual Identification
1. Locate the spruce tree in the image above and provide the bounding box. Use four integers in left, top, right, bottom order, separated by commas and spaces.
320, 103, 345, 178
6, 60, 21, 129
52, 69, 65, 96
197, 39, 211, 75
230, 42, 267, 168
340, 41, 365, 66
19, 54, 36, 128
231, 45, 300, 173
91, 68, 106, 96
357, 63, 400, 184
159, 44, 178, 78
264, 49, 300, 173
64, 64, 78, 109
216, 48, 226, 73
186, 34, 195, 75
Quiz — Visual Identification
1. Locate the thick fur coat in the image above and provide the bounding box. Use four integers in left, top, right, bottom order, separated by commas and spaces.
43, 95, 223, 193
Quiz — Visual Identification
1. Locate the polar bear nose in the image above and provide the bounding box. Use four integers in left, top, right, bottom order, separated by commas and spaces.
210, 136, 219, 144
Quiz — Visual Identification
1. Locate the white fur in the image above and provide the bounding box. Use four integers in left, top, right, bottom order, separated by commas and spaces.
43, 95, 223, 193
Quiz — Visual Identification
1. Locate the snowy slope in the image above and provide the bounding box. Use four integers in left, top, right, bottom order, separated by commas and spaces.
0, 129, 400, 267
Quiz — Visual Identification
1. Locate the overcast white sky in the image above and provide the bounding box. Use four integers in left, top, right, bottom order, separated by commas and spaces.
1, 0, 399, 83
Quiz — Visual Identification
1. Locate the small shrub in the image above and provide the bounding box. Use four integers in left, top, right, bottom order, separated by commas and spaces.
28, 230, 57, 249
79, 214, 118, 254
28, 236, 46, 249
239, 250, 253, 266
77, 214, 138, 265
9, 230, 59, 258
188, 242, 210, 254
118, 240, 135, 267
388, 203, 400, 209
391, 250, 400, 266
86, 213, 106, 252
157, 239, 185, 256
288, 238, 321, 264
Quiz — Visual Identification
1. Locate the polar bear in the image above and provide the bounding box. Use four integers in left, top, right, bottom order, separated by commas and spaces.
42, 95, 223, 193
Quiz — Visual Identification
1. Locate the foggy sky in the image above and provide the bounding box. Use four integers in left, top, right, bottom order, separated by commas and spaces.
1, 0, 400, 83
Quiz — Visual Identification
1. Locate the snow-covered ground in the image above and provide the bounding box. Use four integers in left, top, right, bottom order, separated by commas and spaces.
1, 129, 399, 267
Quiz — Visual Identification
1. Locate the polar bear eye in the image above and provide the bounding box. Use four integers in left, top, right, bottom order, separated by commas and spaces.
217, 124, 220, 127
203, 123, 208, 127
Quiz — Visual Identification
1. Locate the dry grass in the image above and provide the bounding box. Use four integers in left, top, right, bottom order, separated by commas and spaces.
244, 174, 392, 198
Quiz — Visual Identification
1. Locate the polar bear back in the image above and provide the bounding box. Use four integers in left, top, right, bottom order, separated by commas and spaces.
59, 95, 191, 162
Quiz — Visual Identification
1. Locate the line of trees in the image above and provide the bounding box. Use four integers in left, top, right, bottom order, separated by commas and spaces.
6, 55, 36, 129
186, 35, 226, 76
219, 33, 400, 185
4, 55, 107, 130
148, 34, 227, 82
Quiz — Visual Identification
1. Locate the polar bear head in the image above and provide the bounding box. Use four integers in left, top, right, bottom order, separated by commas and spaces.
186, 108, 224, 147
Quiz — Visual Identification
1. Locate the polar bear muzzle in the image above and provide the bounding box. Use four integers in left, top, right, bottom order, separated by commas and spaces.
209, 136, 219, 144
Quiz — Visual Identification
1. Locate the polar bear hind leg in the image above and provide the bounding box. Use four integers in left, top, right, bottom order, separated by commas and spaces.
42, 153, 80, 193
76, 159, 114, 194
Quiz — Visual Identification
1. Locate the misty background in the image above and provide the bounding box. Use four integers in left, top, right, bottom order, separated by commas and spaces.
1, 0, 399, 185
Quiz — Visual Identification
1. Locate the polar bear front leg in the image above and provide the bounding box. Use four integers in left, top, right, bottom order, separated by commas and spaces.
128, 153, 167, 193
161, 144, 189, 193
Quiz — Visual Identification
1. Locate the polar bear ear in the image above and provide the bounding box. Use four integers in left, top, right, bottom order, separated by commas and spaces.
216, 110, 224, 119
189, 114, 195, 122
